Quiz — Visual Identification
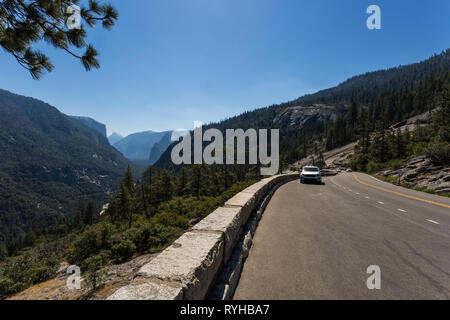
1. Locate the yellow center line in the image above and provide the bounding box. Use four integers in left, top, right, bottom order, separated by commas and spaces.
352, 173, 450, 209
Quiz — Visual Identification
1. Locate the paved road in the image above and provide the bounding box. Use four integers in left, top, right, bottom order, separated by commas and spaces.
233, 172, 450, 300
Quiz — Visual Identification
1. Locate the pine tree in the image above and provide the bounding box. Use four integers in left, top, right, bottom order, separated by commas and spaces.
159, 170, 173, 202
223, 164, 229, 191
395, 128, 405, 159
74, 199, 86, 228
177, 168, 188, 196
0, 0, 118, 79
316, 151, 326, 169
191, 165, 203, 199
106, 195, 119, 223
118, 181, 132, 228
432, 84, 450, 142
347, 101, 358, 140
123, 165, 136, 194
84, 201, 96, 226
141, 166, 154, 218
142, 166, 154, 185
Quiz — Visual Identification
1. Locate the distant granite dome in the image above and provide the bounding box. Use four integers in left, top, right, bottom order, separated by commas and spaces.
113, 130, 173, 163
108, 132, 123, 145
149, 132, 173, 165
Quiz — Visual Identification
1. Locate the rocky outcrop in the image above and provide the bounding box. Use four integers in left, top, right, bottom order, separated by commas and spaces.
290, 142, 356, 171
378, 155, 450, 194
273, 104, 345, 129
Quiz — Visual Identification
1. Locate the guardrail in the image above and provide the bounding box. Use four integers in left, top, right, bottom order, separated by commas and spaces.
107, 173, 299, 300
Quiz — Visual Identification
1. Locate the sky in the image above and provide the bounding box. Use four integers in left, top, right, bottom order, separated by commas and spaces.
0, 0, 449, 136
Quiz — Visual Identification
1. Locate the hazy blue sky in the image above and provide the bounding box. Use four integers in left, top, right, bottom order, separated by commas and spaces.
0, 0, 449, 136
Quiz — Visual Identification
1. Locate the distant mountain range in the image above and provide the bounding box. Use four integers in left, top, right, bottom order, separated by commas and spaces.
112, 130, 173, 165
0, 89, 130, 244
65, 119, 174, 166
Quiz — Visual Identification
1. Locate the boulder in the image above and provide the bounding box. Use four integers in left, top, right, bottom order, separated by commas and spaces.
403, 170, 419, 181
407, 155, 426, 165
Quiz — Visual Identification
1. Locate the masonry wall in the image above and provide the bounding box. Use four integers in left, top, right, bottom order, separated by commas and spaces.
107, 173, 299, 300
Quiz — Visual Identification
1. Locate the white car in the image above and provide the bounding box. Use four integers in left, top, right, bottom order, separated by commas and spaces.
300, 166, 322, 184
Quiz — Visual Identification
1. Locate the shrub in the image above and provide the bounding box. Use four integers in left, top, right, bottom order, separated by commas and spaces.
111, 240, 136, 263
366, 161, 385, 174
147, 224, 179, 253
124, 225, 150, 253
83, 255, 106, 290
427, 142, 450, 165
383, 176, 398, 184
411, 142, 428, 157
68, 223, 116, 265
0, 251, 58, 296
387, 159, 404, 170
153, 212, 189, 229
220, 181, 256, 203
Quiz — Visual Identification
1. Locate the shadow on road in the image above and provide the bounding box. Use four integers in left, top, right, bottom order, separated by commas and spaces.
299, 181, 326, 186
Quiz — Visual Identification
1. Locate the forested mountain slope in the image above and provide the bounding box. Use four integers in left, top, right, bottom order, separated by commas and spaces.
155, 49, 450, 169
0, 89, 129, 245
296, 50, 450, 106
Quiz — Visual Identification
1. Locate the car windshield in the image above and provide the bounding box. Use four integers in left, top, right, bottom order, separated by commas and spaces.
304, 167, 319, 172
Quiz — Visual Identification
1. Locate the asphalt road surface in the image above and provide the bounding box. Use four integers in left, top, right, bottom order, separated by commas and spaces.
233, 172, 450, 300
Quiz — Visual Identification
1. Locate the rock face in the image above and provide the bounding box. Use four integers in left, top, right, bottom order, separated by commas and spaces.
378, 155, 450, 194
290, 142, 356, 171
69, 116, 107, 137
273, 104, 345, 129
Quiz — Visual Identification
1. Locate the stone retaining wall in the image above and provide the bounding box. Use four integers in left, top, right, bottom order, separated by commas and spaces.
107, 173, 299, 300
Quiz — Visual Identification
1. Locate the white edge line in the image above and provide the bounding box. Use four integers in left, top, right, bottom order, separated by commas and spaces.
426, 219, 440, 225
